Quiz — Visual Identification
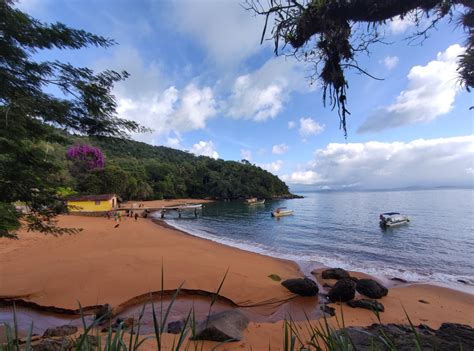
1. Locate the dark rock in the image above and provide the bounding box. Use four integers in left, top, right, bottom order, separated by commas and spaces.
281, 277, 319, 296
191, 310, 249, 342
321, 268, 350, 280
436, 323, 474, 347
95, 303, 112, 322
418, 299, 430, 304
391, 277, 408, 283
33, 338, 73, 351
43, 325, 77, 338
328, 279, 356, 302
356, 279, 388, 299
333, 323, 474, 350
167, 320, 184, 334
347, 299, 385, 312
320, 304, 336, 317
101, 317, 135, 332
457, 279, 469, 285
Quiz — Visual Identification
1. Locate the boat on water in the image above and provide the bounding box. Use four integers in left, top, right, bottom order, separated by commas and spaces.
245, 198, 265, 205
379, 212, 410, 227
271, 207, 294, 217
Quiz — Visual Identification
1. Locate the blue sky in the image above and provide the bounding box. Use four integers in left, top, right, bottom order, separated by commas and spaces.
18, 0, 474, 189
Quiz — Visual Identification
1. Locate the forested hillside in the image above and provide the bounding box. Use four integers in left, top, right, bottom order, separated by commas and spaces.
53, 132, 292, 200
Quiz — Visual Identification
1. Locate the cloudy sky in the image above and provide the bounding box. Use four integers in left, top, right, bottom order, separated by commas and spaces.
19, 0, 473, 189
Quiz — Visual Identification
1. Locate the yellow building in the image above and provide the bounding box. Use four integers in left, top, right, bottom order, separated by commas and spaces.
67, 194, 118, 212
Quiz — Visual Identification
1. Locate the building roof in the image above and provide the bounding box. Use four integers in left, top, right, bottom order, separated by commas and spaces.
67, 194, 116, 202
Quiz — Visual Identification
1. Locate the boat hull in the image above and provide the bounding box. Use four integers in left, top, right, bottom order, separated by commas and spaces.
271, 210, 293, 217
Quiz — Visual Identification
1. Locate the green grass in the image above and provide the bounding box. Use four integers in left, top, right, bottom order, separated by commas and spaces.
0, 282, 458, 351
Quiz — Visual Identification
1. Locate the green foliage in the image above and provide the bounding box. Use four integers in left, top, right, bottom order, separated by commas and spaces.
0, 1, 141, 237
61, 134, 291, 202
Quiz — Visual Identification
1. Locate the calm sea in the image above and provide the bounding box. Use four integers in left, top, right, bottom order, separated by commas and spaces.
159, 189, 474, 289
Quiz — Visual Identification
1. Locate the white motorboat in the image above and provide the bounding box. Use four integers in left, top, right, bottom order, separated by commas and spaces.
271, 207, 294, 217
379, 212, 410, 227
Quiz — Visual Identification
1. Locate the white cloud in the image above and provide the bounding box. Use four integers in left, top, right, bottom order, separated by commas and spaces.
241, 149, 253, 161
227, 57, 311, 121
96, 47, 218, 145
388, 15, 415, 34
166, 137, 181, 148
190, 140, 219, 159
170, 0, 265, 68
272, 143, 289, 155
383, 55, 399, 70
283, 136, 474, 188
259, 160, 284, 173
299, 117, 325, 137
288, 121, 296, 129
359, 44, 465, 133
281, 171, 323, 185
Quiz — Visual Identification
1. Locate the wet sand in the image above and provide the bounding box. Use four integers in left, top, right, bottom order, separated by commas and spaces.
1, 202, 473, 349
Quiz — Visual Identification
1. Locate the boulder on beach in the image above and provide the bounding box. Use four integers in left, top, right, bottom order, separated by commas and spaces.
321, 268, 350, 280
191, 310, 249, 342
43, 325, 78, 338
332, 322, 474, 350
356, 279, 388, 299
33, 337, 73, 351
347, 299, 385, 312
328, 279, 356, 302
281, 277, 319, 296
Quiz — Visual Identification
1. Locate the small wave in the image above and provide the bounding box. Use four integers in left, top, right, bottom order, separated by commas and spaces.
161, 218, 473, 291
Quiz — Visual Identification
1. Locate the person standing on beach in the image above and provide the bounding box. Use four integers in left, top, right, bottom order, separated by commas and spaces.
134, 213, 138, 221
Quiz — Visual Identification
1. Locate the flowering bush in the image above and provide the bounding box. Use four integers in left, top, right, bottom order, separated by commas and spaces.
66, 144, 105, 170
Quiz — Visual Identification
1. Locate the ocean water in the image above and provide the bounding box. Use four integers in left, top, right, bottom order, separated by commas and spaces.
159, 189, 474, 288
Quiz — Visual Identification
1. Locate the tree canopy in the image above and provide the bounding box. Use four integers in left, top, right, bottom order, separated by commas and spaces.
246, 0, 473, 136
0, 0, 142, 237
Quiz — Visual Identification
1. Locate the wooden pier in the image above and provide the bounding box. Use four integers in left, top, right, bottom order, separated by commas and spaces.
159, 204, 203, 218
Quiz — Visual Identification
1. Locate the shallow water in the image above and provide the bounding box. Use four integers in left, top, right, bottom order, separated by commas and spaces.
162, 189, 474, 288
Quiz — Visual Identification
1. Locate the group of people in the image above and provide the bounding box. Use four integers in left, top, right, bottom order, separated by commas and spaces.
106, 208, 151, 222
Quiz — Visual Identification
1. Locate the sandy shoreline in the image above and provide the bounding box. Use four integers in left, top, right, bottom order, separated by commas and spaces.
1, 200, 473, 349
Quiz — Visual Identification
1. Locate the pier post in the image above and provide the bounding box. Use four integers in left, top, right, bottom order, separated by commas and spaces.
178, 209, 181, 218
161, 210, 164, 218
194, 208, 198, 218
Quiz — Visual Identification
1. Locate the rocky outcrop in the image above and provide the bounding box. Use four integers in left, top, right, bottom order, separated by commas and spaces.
347, 299, 385, 312
328, 279, 356, 302
333, 323, 474, 350
356, 279, 388, 299
191, 310, 249, 342
43, 325, 77, 338
281, 277, 319, 296
321, 268, 350, 280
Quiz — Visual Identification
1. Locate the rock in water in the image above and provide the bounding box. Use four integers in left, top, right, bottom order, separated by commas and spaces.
43, 325, 77, 338
281, 277, 319, 296
320, 304, 336, 316
191, 310, 249, 342
356, 279, 388, 299
167, 320, 185, 334
328, 279, 356, 302
347, 299, 385, 312
321, 268, 350, 280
